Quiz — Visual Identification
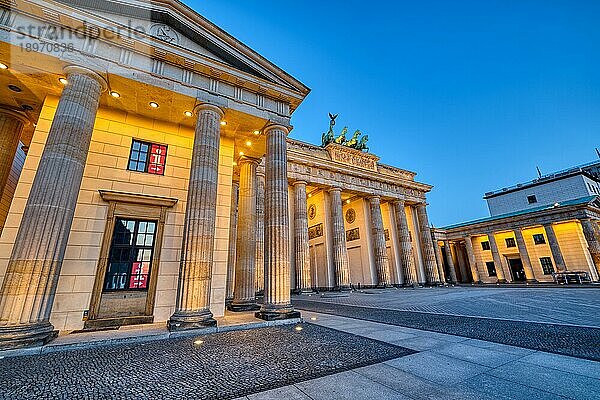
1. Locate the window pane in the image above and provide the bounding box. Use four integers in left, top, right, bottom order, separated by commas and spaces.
132, 141, 140, 151
104, 218, 157, 292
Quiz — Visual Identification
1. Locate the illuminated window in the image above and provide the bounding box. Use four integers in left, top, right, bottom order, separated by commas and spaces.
505, 238, 516, 248
527, 195, 537, 204
533, 234, 546, 245
104, 218, 157, 291
540, 257, 554, 275
481, 241, 491, 251
486, 261, 497, 277
128, 139, 167, 175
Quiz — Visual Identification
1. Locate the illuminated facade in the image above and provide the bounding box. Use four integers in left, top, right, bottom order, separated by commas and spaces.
0, 0, 438, 349
435, 163, 600, 285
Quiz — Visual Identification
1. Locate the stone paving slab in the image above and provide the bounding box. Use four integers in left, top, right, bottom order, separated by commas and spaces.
0, 323, 414, 400
288, 311, 599, 400
294, 299, 600, 361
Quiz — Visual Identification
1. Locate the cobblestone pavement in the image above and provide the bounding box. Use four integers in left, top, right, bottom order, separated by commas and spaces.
294, 295, 600, 361
0, 324, 413, 400
241, 312, 600, 400
297, 287, 600, 326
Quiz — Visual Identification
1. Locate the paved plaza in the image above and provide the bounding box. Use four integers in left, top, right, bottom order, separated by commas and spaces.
0, 287, 598, 399
298, 286, 600, 326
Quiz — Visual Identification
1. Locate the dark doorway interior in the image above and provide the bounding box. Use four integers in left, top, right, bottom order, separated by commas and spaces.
508, 258, 526, 282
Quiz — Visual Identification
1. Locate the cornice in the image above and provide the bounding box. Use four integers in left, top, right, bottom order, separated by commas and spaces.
99, 190, 178, 207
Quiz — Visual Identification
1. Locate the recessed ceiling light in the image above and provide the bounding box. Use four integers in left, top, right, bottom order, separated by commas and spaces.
110, 91, 120, 98
245, 141, 252, 147
0, 62, 8, 70
308, 193, 312, 198
220, 121, 227, 126
239, 151, 244, 156
8, 85, 22, 92
184, 111, 193, 117
149, 102, 159, 109
58, 77, 68, 85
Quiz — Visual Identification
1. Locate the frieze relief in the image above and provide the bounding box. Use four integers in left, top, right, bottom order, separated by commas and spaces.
308, 223, 324, 240
325, 143, 380, 172
346, 228, 360, 242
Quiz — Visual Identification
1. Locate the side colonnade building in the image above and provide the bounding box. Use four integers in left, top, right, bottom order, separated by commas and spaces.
434, 197, 600, 285
0, 0, 440, 349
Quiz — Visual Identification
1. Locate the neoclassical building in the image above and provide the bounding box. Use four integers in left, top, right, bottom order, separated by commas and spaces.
0, 0, 439, 349
434, 162, 600, 285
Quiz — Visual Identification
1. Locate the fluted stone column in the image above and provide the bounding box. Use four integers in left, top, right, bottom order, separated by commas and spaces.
225, 181, 239, 303
293, 181, 312, 293
433, 239, 446, 283
514, 229, 537, 282
169, 104, 223, 330
455, 244, 470, 283
0, 107, 28, 197
544, 224, 567, 272
230, 157, 260, 311
464, 237, 481, 283
368, 196, 391, 287
416, 204, 440, 284
443, 240, 458, 284
256, 125, 299, 321
393, 200, 418, 286
328, 187, 351, 290
580, 218, 600, 277
487, 233, 507, 283
255, 171, 265, 294
0, 66, 106, 349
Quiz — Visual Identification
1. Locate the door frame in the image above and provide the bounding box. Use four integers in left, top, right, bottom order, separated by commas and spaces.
85, 190, 177, 329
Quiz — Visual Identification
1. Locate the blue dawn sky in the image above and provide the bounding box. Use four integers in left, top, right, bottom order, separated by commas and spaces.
188, 0, 600, 227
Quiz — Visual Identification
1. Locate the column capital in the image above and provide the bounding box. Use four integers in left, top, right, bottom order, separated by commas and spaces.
293, 180, 308, 187
194, 103, 225, 119
0, 106, 30, 126
327, 186, 342, 194
237, 155, 261, 166
264, 123, 290, 136
63, 65, 108, 92
392, 198, 406, 207
367, 195, 381, 202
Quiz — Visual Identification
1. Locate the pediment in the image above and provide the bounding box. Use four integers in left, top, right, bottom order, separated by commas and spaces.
56, 0, 309, 95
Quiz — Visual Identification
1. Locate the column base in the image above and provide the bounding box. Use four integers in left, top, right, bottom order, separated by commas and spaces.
227, 302, 261, 312
294, 288, 315, 295
333, 285, 352, 292
255, 310, 301, 321
497, 279, 507, 284
0, 322, 58, 350
525, 279, 538, 284
168, 311, 217, 331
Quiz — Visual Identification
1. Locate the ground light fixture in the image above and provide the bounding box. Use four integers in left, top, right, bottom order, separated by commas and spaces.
0, 62, 8, 70
220, 120, 227, 126
253, 130, 260, 135
184, 111, 193, 117
295, 326, 303, 331
58, 77, 68, 85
